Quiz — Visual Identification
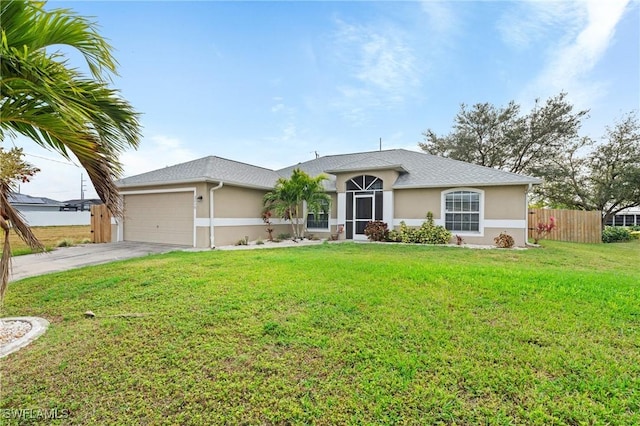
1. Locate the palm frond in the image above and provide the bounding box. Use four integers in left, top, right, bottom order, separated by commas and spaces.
1, 0, 117, 80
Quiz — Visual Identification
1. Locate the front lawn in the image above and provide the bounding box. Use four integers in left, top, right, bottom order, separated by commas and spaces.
1, 241, 639, 424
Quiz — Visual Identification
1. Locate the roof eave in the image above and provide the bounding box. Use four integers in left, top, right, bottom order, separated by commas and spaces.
324, 164, 408, 174
393, 180, 542, 189
117, 176, 276, 191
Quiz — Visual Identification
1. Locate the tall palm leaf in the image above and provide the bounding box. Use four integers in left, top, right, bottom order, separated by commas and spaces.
264, 169, 329, 239
0, 0, 141, 301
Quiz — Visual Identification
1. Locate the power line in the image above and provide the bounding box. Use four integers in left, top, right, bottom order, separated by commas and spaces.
23, 152, 79, 167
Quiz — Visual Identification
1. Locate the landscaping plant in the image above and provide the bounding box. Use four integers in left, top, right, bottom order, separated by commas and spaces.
363, 221, 388, 242
398, 212, 451, 244
533, 216, 556, 244
494, 232, 515, 248
602, 226, 632, 243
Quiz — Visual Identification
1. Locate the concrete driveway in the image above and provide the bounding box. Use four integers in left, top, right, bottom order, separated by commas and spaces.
10, 242, 193, 282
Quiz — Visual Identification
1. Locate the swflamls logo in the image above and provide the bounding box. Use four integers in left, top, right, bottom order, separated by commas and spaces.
1, 408, 70, 420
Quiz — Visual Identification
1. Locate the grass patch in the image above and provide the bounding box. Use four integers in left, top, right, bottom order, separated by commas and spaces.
2, 225, 91, 256
1, 240, 639, 424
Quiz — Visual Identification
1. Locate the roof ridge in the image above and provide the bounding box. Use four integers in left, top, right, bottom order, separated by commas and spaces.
207, 155, 277, 173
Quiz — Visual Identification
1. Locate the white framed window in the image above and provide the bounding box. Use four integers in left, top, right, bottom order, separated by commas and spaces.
442, 189, 483, 234
306, 199, 330, 230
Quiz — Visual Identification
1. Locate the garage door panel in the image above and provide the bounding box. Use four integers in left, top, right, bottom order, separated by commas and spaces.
123, 192, 194, 246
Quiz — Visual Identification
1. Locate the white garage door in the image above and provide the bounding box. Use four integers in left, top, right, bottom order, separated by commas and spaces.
123, 192, 194, 246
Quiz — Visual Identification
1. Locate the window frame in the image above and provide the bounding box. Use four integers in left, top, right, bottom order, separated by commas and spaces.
441, 188, 484, 235
305, 199, 331, 231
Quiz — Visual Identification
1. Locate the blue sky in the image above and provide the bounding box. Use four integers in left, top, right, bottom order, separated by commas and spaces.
14, 0, 640, 201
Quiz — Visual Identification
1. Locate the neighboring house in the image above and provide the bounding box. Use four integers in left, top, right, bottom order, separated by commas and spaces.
116, 149, 541, 247
8, 193, 63, 212
604, 208, 640, 227
61, 198, 103, 211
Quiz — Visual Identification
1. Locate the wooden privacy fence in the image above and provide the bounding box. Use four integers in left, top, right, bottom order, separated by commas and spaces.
90, 204, 111, 243
528, 208, 602, 244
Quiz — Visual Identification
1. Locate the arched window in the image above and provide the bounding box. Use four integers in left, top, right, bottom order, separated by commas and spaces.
443, 190, 482, 232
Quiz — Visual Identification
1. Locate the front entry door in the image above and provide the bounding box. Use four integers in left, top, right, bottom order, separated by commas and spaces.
354, 194, 374, 240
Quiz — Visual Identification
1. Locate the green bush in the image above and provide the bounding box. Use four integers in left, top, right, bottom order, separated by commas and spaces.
386, 229, 402, 242
602, 226, 632, 243
56, 238, 75, 247
630, 231, 640, 240
277, 233, 291, 240
364, 221, 388, 242
397, 212, 451, 245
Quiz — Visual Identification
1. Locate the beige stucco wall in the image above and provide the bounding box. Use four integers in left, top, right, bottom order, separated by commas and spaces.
394, 188, 442, 219
334, 170, 399, 192
393, 185, 530, 247
213, 224, 290, 247
212, 185, 268, 218
484, 185, 527, 219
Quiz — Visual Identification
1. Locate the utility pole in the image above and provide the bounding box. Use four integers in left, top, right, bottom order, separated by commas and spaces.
379, 137, 382, 151
80, 174, 86, 201
80, 174, 87, 210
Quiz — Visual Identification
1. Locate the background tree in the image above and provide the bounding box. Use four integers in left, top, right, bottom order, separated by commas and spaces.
0, 148, 43, 300
0, 1, 141, 300
420, 92, 588, 176
263, 169, 330, 240
542, 113, 640, 227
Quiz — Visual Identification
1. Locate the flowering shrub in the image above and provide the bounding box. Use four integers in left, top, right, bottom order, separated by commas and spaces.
533, 216, 556, 244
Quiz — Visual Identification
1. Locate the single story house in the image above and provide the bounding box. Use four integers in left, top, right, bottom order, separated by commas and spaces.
604, 208, 640, 227
8, 193, 63, 212
115, 149, 541, 247
61, 198, 103, 211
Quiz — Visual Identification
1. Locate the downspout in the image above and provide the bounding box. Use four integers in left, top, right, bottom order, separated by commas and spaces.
209, 182, 223, 248
525, 183, 532, 245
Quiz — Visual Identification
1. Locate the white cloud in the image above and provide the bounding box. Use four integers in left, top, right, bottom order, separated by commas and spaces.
331, 18, 420, 124
497, 1, 585, 50
518, 0, 632, 109
120, 134, 200, 177
420, 0, 457, 36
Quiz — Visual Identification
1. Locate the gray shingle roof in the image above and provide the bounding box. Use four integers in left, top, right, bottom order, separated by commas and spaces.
118, 156, 281, 189
118, 149, 541, 190
8, 193, 63, 206
279, 149, 541, 190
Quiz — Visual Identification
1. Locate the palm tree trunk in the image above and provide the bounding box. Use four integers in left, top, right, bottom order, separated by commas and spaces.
1, 216, 11, 302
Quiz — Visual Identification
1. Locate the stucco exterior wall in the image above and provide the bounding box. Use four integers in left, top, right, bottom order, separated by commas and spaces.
213, 185, 266, 218
393, 185, 530, 246
394, 188, 442, 219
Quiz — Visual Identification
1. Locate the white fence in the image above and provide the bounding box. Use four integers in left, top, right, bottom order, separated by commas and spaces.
20, 211, 91, 227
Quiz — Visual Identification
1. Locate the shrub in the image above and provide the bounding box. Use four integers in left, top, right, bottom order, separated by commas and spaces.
533, 216, 556, 244
386, 229, 402, 242
630, 231, 640, 240
494, 232, 515, 248
602, 226, 632, 243
277, 233, 291, 241
256, 238, 264, 245
364, 221, 388, 242
56, 238, 75, 247
397, 212, 451, 245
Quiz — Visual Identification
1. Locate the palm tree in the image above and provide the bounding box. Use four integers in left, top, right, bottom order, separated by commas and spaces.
0, 0, 141, 300
263, 169, 330, 240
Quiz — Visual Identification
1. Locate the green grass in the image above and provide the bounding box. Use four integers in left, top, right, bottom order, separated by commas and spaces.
2, 240, 639, 424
